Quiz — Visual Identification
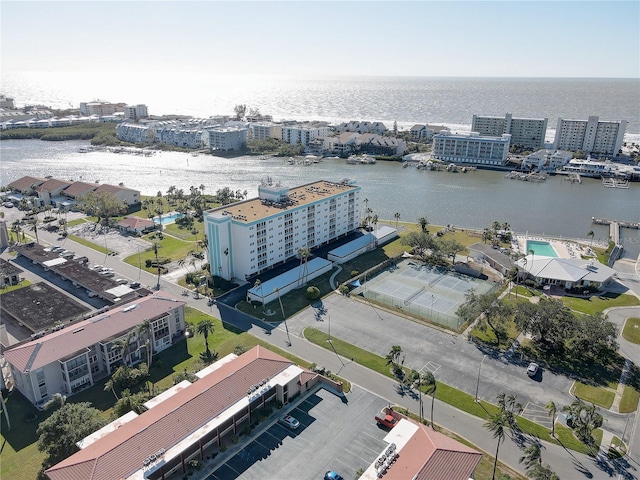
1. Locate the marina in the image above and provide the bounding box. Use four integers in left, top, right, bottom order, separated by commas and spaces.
602, 178, 630, 188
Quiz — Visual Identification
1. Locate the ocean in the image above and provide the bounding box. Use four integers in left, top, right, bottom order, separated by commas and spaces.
2, 72, 639, 142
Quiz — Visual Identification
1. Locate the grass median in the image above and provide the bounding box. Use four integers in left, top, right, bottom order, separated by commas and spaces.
304, 326, 598, 455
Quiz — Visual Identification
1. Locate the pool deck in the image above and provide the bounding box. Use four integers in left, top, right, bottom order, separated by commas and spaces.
513, 235, 597, 260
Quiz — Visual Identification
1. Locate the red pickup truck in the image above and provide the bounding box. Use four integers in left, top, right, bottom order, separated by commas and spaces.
374, 406, 399, 429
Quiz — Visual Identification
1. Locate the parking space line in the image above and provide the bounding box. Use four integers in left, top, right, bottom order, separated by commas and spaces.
420, 361, 441, 374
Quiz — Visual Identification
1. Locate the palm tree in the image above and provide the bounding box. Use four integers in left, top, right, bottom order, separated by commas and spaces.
545, 400, 557, 437
28, 218, 39, 245
153, 242, 161, 289
386, 345, 402, 365
104, 378, 119, 400
137, 319, 153, 367
519, 440, 543, 469
421, 371, 437, 429
111, 332, 134, 366
254, 279, 265, 312
418, 217, 428, 233
482, 228, 492, 244
197, 319, 215, 354
491, 221, 501, 234
394, 212, 400, 229
587, 230, 595, 245
506, 266, 519, 299
297, 248, 309, 287
528, 248, 535, 280
484, 411, 509, 480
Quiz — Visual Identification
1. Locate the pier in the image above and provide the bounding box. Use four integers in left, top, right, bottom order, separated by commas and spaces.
592, 217, 639, 266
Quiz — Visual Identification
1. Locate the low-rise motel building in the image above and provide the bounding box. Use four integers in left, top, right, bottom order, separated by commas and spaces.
45, 346, 342, 480
205, 179, 361, 281
3, 293, 186, 407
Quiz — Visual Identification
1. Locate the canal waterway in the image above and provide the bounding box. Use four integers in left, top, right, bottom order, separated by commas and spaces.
1, 139, 638, 258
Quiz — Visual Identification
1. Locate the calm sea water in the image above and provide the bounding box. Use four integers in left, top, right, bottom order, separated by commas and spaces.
1, 139, 638, 258
2, 73, 639, 141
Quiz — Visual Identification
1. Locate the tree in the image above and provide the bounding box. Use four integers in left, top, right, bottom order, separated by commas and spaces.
28, 218, 39, 245
400, 231, 434, 257
153, 242, 161, 289
506, 266, 519, 299
435, 238, 464, 264
254, 279, 265, 312
306, 286, 320, 300
137, 319, 153, 367
519, 440, 542, 470
43, 393, 66, 411
567, 312, 618, 363
485, 410, 509, 480
418, 216, 429, 233
79, 190, 126, 226
394, 212, 400, 229
513, 297, 574, 353
234, 104, 247, 121
482, 228, 492, 244
457, 292, 512, 346
37, 402, 107, 472
561, 398, 603, 445
545, 400, 557, 437
385, 345, 404, 377
111, 331, 134, 366
104, 377, 119, 400
297, 248, 309, 287
197, 319, 215, 354
422, 371, 437, 429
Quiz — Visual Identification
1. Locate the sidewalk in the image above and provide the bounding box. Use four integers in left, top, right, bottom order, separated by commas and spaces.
244, 324, 624, 480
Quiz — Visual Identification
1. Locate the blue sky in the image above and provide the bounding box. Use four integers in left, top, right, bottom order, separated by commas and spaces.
2, 1, 639, 77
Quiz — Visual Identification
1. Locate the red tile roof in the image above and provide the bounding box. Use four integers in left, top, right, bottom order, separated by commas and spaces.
46, 346, 303, 480
63, 181, 98, 198
4, 293, 185, 373
116, 217, 155, 230
383, 421, 482, 480
7, 176, 46, 191
94, 183, 139, 194
37, 179, 72, 193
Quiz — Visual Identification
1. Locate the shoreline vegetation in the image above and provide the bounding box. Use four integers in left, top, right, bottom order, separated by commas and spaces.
0, 123, 410, 161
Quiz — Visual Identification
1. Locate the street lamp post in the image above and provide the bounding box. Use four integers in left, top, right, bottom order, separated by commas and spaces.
328, 313, 331, 342
137, 245, 141, 279
475, 354, 487, 402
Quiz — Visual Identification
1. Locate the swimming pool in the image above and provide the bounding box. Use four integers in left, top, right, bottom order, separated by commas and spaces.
526, 240, 558, 258
153, 212, 184, 225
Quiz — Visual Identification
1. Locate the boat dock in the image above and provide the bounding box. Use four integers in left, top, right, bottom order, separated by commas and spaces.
592, 217, 640, 229
591, 217, 639, 266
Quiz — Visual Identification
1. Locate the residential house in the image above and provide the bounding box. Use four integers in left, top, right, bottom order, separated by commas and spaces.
116, 217, 156, 235
336, 120, 388, 135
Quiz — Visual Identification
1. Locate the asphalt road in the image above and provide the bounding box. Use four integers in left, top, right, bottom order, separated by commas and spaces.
4, 223, 640, 479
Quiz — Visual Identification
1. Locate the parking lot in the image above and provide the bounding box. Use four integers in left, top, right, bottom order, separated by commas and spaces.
208, 386, 389, 480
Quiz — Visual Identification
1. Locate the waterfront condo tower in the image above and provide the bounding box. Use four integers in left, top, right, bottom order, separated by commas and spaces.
204, 180, 361, 281
471, 113, 548, 150
553, 116, 627, 156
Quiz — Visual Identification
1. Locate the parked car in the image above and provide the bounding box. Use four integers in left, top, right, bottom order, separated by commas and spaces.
527, 362, 540, 378
115, 278, 129, 285
91, 264, 104, 271
86, 290, 97, 297
279, 414, 300, 430
100, 270, 115, 277
324, 471, 344, 480
129, 281, 141, 288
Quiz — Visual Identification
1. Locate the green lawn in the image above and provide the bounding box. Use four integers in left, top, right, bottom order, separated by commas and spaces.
163, 221, 204, 241
560, 293, 640, 315
0, 280, 32, 294
303, 327, 596, 455
67, 218, 87, 227
620, 385, 640, 413
572, 382, 616, 409
0, 390, 51, 480
622, 318, 640, 344
123, 232, 202, 273
469, 319, 521, 349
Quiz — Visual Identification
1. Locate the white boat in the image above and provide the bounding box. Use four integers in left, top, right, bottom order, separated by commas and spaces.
602, 178, 629, 188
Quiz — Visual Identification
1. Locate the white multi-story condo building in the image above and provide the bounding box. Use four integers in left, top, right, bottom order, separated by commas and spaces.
3, 293, 186, 406
432, 133, 511, 165
123, 104, 149, 120
205, 126, 248, 151
553, 116, 627, 155
281, 124, 330, 146
409, 124, 450, 142
249, 122, 276, 140
79, 101, 126, 116
471, 113, 548, 150
205, 180, 361, 280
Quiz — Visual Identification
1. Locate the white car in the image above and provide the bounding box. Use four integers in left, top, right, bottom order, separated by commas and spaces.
527, 362, 540, 378
279, 414, 300, 430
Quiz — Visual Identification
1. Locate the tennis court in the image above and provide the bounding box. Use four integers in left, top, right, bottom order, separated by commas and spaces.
354, 260, 498, 329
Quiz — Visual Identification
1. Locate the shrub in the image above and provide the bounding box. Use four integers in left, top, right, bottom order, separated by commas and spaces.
231, 434, 239, 444
306, 286, 321, 300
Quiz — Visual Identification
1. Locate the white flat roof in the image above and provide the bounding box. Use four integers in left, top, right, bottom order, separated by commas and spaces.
43, 257, 68, 267
143, 380, 192, 410
77, 411, 139, 450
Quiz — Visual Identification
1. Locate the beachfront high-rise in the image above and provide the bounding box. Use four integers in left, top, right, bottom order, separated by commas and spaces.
205, 180, 360, 280
432, 132, 511, 165
553, 116, 627, 156
471, 113, 548, 150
